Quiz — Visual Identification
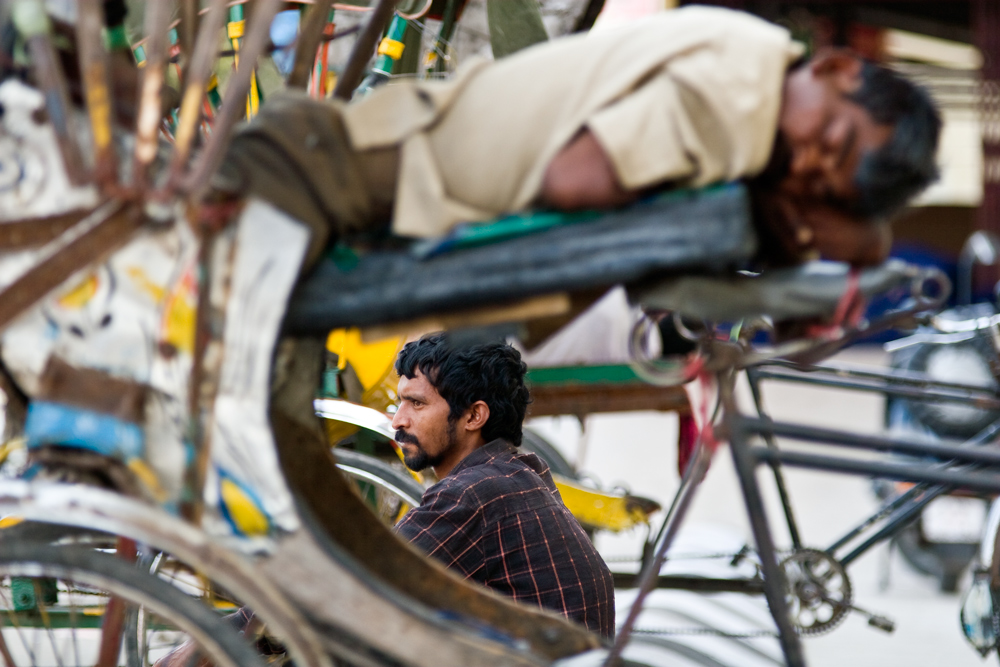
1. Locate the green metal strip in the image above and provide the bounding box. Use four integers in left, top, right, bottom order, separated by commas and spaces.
526, 364, 643, 387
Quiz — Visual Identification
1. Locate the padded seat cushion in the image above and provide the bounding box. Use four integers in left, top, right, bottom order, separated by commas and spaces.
284, 184, 756, 333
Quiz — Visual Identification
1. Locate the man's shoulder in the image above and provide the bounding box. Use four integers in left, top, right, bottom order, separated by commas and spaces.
451, 444, 551, 489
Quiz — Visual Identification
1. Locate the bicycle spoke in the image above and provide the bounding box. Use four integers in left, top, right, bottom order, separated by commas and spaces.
165, 0, 229, 192
13, 0, 88, 186
32, 579, 65, 667
0, 624, 15, 667
133, 0, 174, 189
183, 0, 284, 199
68, 585, 80, 667
288, 0, 336, 89
0, 578, 38, 666
75, 0, 118, 188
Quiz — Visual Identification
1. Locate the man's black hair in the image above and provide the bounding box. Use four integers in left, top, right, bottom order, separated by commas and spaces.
849, 60, 941, 218
395, 333, 530, 447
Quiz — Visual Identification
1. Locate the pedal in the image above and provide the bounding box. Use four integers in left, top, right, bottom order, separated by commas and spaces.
866, 615, 895, 633
850, 602, 895, 633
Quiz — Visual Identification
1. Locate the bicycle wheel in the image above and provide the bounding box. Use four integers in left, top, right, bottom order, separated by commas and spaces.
334, 448, 425, 524
125, 550, 249, 667
0, 541, 267, 667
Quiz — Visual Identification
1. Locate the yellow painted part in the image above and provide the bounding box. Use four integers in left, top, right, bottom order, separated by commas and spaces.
128, 460, 167, 503
324, 419, 360, 447
220, 478, 270, 536
227, 20, 245, 40
57, 273, 99, 309
0, 516, 24, 529
326, 328, 402, 391
161, 269, 196, 354
84, 64, 112, 150
554, 475, 651, 532
377, 37, 405, 60
247, 71, 260, 119
0, 437, 24, 469
126, 266, 166, 303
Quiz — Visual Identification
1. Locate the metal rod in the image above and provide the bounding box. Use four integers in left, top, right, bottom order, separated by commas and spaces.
13, 1, 88, 186
333, 0, 399, 100
132, 0, 173, 189
605, 423, 717, 666
725, 380, 806, 667
75, 0, 118, 188
839, 485, 941, 566
743, 416, 1000, 467
611, 573, 765, 594
164, 0, 229, 192
749, 368, 1000, 409
179, 0, 200, 66
183, 0, 284, 199
746, 368, 803, 550
753, 359, 1000, 396
826, 481, 930, 553
825, 419, 1000, 554
752, 447, 1000, 495
289, 0, 336, 88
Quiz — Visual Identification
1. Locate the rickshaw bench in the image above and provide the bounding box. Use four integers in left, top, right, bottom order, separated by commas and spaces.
284, 183, 756, 333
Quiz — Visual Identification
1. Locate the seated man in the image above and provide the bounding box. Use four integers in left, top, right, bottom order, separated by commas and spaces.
391, 333, 615, 637
221, 5, 940, 269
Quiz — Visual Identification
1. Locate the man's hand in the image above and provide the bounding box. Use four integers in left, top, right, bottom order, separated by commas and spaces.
540, 130, 639, 210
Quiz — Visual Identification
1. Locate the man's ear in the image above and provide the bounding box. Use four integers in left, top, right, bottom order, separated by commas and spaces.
809, 48, 864, 95
465, 401, 491, 433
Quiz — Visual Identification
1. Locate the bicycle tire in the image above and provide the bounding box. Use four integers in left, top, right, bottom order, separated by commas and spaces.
0, 541, 267, 667
334, 448, 425, 522
900, 335, 1000, 439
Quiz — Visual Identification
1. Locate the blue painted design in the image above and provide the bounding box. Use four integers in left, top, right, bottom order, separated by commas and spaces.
25, 401, 144, 461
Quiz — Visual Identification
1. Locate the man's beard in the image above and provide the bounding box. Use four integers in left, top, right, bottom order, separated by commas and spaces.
396, 421, 459, 472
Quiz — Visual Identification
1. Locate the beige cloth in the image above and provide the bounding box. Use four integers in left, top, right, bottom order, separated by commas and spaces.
341, 6, 803, 239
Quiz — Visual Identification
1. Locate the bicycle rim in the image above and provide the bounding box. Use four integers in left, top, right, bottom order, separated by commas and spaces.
0, 542, 266, 667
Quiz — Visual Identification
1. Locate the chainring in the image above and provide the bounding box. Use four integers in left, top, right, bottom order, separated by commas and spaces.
780, 548, 853, 636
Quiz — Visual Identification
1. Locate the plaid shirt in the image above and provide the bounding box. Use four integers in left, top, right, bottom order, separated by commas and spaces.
396, 439, 615, 638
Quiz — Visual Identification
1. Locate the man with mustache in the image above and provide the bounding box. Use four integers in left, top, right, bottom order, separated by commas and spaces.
390, 333, 615, 637
223, 5, 940, 269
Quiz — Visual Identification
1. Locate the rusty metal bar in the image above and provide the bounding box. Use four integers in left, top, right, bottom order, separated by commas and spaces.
179, 0, 200, 67
94, 538, 137, 667
0, 200, 139, 336
12, 1, 88, 186
164, 0, 229, 192
132, 0, 174, 189
75, 0, 118, 189
182, 0, 284, 199
289, 0, 336, 89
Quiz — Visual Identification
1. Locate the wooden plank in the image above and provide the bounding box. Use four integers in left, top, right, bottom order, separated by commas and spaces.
527, 380, 689, 418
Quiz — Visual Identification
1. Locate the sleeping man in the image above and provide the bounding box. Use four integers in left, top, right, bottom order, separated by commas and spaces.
220, 5, 940, 269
